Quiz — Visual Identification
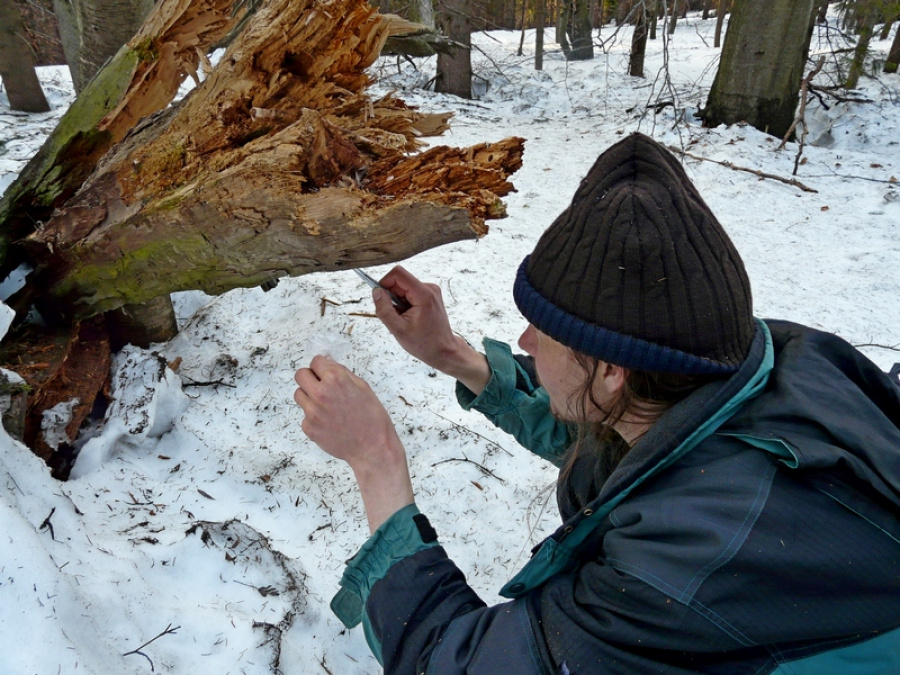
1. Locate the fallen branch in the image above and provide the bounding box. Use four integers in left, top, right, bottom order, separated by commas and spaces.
665, 145, 818, 193
123, 623, 180, 671
807, 84, 873, 104
853, 342, 900, 352
431, 456, 506, 484
779, 56, 826, 176
181, 378, 237, 389
803, 172, 898, 185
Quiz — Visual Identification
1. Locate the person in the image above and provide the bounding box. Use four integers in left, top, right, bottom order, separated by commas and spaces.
293, 133, 900, 674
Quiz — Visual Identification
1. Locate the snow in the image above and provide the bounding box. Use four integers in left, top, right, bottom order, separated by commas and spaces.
1, 15, 899, 674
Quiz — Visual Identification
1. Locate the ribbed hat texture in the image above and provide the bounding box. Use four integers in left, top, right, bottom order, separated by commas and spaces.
513, 133, 754, 374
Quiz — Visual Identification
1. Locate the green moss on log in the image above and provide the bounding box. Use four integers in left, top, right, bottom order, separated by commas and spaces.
0, 46, 141, 269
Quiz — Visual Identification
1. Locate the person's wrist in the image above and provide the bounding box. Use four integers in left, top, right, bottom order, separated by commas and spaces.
434, 335, 478, 375
435, 336, 490, 394
350, 439, 415, 533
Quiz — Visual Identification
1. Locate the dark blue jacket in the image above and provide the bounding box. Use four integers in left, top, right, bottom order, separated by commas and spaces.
331, 320, 900, 674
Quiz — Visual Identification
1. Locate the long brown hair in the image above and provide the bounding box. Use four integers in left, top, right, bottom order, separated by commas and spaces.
560, 350, 725, 484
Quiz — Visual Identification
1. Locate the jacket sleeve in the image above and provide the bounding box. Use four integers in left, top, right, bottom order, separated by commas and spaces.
332, 504, 553, 675
456, 338, 573, 466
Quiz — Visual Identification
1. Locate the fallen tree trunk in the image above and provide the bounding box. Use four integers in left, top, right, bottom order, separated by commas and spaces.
16, 0, 522, 321
0, 0, 247, 274
0, 0, 523, 474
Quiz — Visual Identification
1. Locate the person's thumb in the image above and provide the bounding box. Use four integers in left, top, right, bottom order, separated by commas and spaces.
373, 288, 402, 331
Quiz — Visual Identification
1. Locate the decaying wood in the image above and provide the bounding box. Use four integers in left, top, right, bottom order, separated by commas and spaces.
0, 0, 524, 476
0, 0, 247, 272
20, 0, 523, 321
1, 317, 111, 478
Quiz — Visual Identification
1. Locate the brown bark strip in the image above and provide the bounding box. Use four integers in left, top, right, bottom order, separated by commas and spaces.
1, 317, 111, 477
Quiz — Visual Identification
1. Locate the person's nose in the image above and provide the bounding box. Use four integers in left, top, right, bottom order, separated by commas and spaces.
518, 324, 537, 356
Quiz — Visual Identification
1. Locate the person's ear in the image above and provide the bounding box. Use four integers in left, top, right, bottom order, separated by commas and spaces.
601, 363, 628, 395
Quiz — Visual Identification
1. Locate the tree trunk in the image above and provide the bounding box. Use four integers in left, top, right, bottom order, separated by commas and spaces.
12, 0, 522, 321
886, 22, 900, 73
560, 0, 594, 60
1, 0, 524, 475
846, 0, 877, 89
714, 0, 727, 48
0, 1, 51, 113
107, 296, 179, 350
629, 3, 649, 77
418, 0, 436, 28
435, 0, 473, 97
667, 0, 679, 35
0, 0, 247, 278
52, 0, 156, 94
536, 0, 546, 71
651, 1, 659, 40
700, 0, 816, 138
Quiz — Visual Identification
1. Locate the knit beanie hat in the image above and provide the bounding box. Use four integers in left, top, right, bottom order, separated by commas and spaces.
513, 133, 754, 375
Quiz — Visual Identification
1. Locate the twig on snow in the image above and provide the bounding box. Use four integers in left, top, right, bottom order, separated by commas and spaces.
181, 378, 236, 389
122, 623, 180, 671
665, 145, 818, 193
40, 507, 56, 540
431, 456, 506, 484
853, 342, 900, 352
428, 409, 514, 457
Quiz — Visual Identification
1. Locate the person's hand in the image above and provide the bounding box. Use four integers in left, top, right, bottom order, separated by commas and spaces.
374, 266, 491, 394
294, 355, 413, 532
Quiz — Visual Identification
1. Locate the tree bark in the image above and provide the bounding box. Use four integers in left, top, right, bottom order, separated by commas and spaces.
846, 0, 877, 89
886, 21, 900, 73
435, 0, 473, 97
559, 0, 594, 60
629, 3, 649, 77
13, 0, 522, 322
714, 0, 728, 48
667, 0, 679, 35
536, 0, 546, 71
0, 1, 51, 113
52, 0, 156, 94
700, 0, 816, 139
0, 0, 248, 277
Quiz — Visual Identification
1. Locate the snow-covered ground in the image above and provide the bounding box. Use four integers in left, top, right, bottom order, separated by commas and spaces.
1, 14, 899, 674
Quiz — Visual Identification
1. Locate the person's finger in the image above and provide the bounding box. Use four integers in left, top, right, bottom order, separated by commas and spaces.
373, 287, 408, 332
379, 265, 427, 305
294, 366, 314, 386
308, 353, 342, 380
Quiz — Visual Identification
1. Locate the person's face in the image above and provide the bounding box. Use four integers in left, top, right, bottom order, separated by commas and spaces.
518, 324, 622, 422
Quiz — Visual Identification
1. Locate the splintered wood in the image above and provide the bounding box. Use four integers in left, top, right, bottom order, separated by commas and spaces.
21, 0, 524, 320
